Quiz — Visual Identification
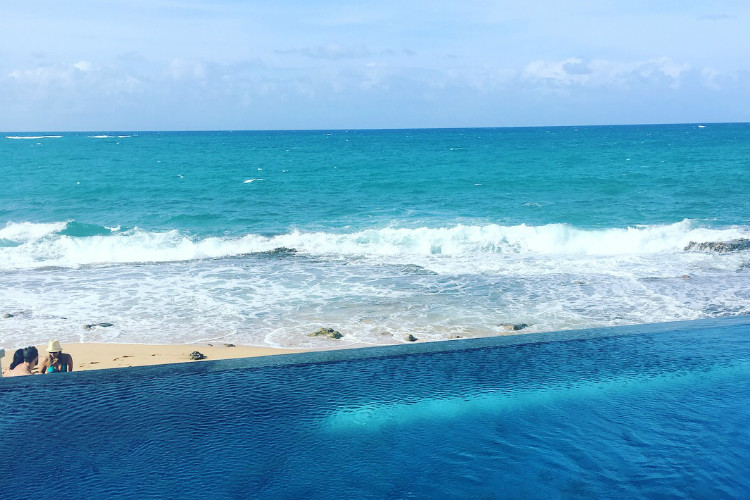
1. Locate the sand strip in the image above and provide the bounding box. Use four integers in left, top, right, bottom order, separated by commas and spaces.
2, 342, 306, 375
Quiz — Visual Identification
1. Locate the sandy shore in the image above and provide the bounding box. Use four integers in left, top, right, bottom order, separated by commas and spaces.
1, 342, 307, 375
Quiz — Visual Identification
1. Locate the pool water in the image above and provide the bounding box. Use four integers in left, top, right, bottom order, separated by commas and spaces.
2, 316, 749, 500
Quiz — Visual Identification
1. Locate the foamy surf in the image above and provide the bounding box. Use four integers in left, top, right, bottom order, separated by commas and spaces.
2, 219, 748, 349
1, 219, 748, 270
2, 125, 748, 350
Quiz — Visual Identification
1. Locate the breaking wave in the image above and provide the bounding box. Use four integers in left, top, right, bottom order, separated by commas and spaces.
1, 219, 748, 270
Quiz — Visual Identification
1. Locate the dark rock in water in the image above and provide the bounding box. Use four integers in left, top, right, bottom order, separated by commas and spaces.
405, 334, 418, 342
270, 247, 297, 254
501, 323, 529, 331
83, 322, 114, 330
308, 328, 343, 339
681, 274, 691, 280
684, 239, 750, 253
2, 313, 13, 319
189, 351, 206, 360
255, 247, 297, 256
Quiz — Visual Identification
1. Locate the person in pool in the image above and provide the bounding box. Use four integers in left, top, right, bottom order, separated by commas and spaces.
40, 340, 73, 373
4, 346, 39, 377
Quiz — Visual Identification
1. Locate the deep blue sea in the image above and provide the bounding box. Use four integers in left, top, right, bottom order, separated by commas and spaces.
1, 124, 749, 348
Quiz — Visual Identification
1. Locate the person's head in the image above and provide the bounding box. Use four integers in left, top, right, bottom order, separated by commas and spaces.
23, 346, 39, 366
9, 348, 25, 369
47, 339, 63, 359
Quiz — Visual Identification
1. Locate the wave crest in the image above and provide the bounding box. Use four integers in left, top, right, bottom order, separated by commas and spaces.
1, 219, 748, 270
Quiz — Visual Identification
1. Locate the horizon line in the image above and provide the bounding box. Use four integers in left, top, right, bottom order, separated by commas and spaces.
3, 121, 748, 135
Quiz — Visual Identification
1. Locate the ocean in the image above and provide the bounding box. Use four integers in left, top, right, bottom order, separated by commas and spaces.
1, 124, 749, 349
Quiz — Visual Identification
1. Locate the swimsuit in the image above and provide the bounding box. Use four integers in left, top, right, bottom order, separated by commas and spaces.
47, 362, 67, 373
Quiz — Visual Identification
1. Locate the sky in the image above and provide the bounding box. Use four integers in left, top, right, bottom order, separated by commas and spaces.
1, 0, 749, 131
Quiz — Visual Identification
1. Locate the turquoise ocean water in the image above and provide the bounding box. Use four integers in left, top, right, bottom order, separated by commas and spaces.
1, 124, 749, 348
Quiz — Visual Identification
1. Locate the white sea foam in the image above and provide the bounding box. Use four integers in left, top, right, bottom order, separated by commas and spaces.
5, 135, 63, 140
2, 219, 748, 350
246, 220, 749, 258
0, 221, 68, 243
89, 135, 112, 139
1, 220, 748, 270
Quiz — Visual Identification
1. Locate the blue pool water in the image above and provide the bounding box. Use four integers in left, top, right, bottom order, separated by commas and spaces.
2, 316, 749, 500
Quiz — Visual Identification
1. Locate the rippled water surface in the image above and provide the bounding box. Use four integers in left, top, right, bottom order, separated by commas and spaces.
1, 317, 749, 500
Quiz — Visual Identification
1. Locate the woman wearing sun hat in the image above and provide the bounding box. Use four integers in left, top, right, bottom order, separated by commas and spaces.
40, 340, 73, 373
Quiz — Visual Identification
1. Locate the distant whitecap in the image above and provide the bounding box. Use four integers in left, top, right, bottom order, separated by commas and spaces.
6, 135, 62, 140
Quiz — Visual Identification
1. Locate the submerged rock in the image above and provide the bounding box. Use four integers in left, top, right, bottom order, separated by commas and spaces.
308, 328, 343, 339
83, 322, 115, 330
189, 351, 206, 360
501, 323, 530, 331
265, 247, 298, 255
684, 239, 750, 253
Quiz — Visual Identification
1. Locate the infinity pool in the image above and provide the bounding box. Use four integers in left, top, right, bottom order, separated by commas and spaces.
2, 316, 749, 500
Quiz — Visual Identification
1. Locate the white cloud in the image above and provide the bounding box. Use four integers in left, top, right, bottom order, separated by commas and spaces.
8, 60, 99, 87
167, 59, 207, 81
72, 60, 93, 72
522, 57, 691, 89
8, 65, 70, 86
5, 61, 144, 99
1, 50, 745, 131
700, 67, 721, 90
